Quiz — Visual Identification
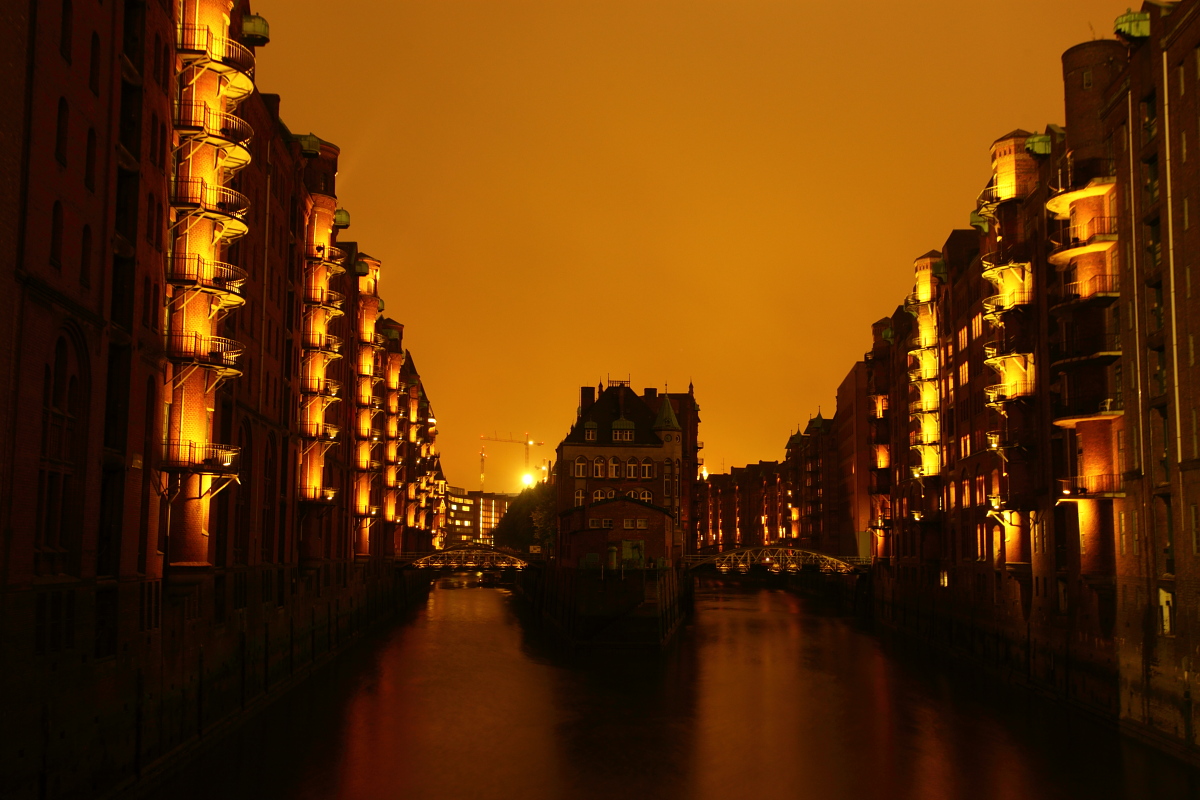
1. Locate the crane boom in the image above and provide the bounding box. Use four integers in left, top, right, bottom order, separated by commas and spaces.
479, 432, 544, 470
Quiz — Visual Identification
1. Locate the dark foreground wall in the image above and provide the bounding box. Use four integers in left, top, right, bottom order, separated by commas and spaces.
0, 566, 431, 800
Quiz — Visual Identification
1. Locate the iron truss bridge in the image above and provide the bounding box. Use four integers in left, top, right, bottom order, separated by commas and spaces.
405, 546, 528, 571
683, 547, 869, 575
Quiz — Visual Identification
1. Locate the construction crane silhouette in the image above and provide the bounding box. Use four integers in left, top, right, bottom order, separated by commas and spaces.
479, 432, 544, 490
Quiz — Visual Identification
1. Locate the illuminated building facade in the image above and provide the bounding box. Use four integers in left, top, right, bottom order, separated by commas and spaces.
445, 486, 476, 546
553, 382, 701, 567
0, 5, 443, 796
467, 490, 516, 547
790, 2, 1200, 761
695, 461, 789, 552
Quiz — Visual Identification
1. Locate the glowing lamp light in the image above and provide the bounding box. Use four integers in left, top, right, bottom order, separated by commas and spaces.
522, 473, 535, 486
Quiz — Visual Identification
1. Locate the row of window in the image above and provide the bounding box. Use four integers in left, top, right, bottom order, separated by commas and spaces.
587, 518, 649, 529
575, 488, 655, 506
573, 456, 681, 479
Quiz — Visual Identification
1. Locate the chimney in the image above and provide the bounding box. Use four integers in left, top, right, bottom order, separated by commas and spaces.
643, 387, 658, 400
579, 386, 595, 416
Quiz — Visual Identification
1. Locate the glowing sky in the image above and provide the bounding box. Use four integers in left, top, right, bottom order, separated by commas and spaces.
252, 0, 1137, 493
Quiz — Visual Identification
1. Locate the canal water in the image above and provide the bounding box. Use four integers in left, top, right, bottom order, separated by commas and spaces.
147, 577, 1200, 800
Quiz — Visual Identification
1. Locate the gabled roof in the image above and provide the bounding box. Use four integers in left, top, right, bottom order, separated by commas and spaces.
562, 385, 663, 446
652, 396, 681, 431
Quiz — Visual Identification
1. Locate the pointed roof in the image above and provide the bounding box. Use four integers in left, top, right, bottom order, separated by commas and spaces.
653, 397, 681, 431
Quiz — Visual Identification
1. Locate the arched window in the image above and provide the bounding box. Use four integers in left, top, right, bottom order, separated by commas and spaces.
574, 456, 587, 478
592, 489, 606, 502
85, 128, 96, 190
639, 490, 652, 502
664, 459, 673, 475
79, 225, 91, 286
152, 33, 162, 86
155, 205, 163, 249
641, 458, 654, 479
627, 458, 639, 479
149, 116, 158, 167
55, 98, 68, 164
574, 489, 585, 507
606, 488, 616, 499
37, 335, 86, 576
89, 32, 100, 94
60, 0, 72, 61
608, 457, 620, 479
50, 202, 63, 267
593, 457, 604, 478
146, 192, 155, 241
626, 490, 638, 498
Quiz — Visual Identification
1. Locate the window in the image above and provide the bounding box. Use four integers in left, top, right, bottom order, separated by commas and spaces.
574, 489, 585, 507
89, 33, 100, 94
584, 427, 596, 441
606, 488, 615, 499
636, 519, 647, 529
623, 519, 634, 529
1191, 504, 1199, 555
589, 518, 601, 529
36, 337, 85, 576
641, 459, 654, 479
608, 457, 620, 479
593, 489, 606, 502
574, 456, 587, 478
601, 519, 613, 529
593, 457, 604, 478
79, 226, 91, 287
627, 458, 639, 478
50, 202, 63, 268
146, 192, 155, 242
55, 98, 68, 165
60, 0, 72, 61
613, 427, 634, 442
1160, 588, 1175, 635
85, 129, 96, 190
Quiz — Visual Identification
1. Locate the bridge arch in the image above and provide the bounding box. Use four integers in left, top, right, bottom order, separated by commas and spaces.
684, 546, 868, 575
407, 544, 528, 570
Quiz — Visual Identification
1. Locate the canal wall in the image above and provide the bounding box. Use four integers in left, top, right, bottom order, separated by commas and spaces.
516, 565, 688, 647
37, 566, 434, 800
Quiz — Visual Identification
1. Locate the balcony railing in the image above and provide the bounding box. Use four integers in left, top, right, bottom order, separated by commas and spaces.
909, 399, 939, 414
1055, 274, 1120, 305
355, 505, 381, 518
909, 334, 938, 352
177, 25, 255, 77
303, 285, 345, 310
301, 376, 341, 397
1059, 473, 1125, 497
302, 332, 342, 354
1050, 216, 1118, 259
904, 291, 935, 309
358, 460, 383, 472
171, 178, 250, 222
908, 365, 939, 383
305, 242, 348, 271
982, 291, 1033, 316
161, 440, 240, 474
1050, 333, 1122, 364
174, 102, 252, 148
1053, 395, 1123, 421
299, 422, 339, 441
165, 331, 244, 370
299, 485, 338, 504
165, 254, 247, 300
985, 382, 1035, 404
358, 394, 384, 409
909, 430, 939, 447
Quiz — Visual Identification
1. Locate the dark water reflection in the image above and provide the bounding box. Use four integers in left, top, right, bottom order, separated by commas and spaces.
148, 577, 1200, 800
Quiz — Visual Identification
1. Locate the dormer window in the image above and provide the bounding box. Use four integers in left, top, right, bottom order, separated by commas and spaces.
613, 429, 633, 442
585, 429, 596, 441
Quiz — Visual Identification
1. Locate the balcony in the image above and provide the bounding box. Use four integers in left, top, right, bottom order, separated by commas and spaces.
908, 365, 939, 383
358, 459, 383, 472
165, 253, 247, 309
1048, 216, 1118, 266
985, 381, 1035, 407
1045, 172, 1116, 219
165, 331, 244, 376
1052, 395, 1123, 428
174, 103, 252, 170
985, 430, 1019, 451
303, 285, 345, 314
909, 398, 939, 415
904, 290, 935, 310
160, 440, 239, 475
355, 505, 381, 518
171, 178, 250, 240
1059, 473, 1125, 498
981, 252, 1031, 284
302, 332, 342, 355
299, 485, 338, 504
977, 181, 1025, 210
983, 338, 1029, 367
982, 291, 1033, 320
1050, 273, 1119, 310
908, 334, 938, 353
177, 25, 255, 100
1049, 333, 1121, 367
299, 421, 339, 442
909, 430, 939, 447
301, 376, 341, 397
358, 393, 383, 409
869, 513, 892, 529
305, 242, 347, 275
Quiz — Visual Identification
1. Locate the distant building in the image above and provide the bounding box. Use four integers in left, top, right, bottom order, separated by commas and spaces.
468, 491, 516, 547
696, 461, 789, 552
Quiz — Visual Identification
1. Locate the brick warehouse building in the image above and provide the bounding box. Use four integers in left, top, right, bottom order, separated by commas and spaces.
553, 382, 701, 567
0, 2, 445, 797
780, 3, 1200, 761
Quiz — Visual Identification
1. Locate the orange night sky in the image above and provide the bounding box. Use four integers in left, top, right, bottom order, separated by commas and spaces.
251, 0, 1136, 493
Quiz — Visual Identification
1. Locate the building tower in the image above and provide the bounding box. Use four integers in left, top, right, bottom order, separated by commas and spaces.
161, 2, 258, 590
353, 253, 385, 555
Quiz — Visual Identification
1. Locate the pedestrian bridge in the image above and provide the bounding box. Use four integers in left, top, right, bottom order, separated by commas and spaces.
683, 546, 869, 575
405, 545, 528, 570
